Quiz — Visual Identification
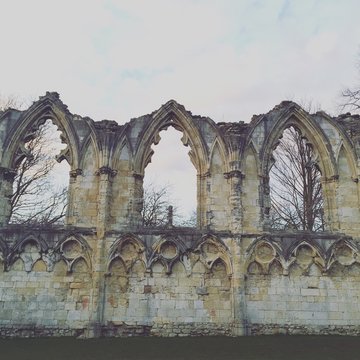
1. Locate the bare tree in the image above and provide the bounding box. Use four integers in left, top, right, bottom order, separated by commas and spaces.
141, 183, 196, 228
10, 123, 68, 225
269, 126, 325, 231
341, 57, 360, 113
179, 210, 197, 227
341, 87, 360, 113
1, 96, 68, 225
0, 94, 26, 112
141, 183, 172, 227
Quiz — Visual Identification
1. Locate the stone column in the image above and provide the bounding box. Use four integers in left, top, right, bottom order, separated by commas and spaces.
230, 236, 247, 335
86, 166, 117, 336
322, 175, 340, 232
66, 169, 82, 226
259, 175, 271, 231
0, 167, 16, 226
96, 166, 117, 238
197, 172, 212, 230
197, 173, 206, 229
224, 170, 244, 233
129, 173, 144, 229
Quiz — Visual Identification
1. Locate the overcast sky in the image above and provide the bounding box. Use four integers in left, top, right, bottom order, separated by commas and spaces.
1, 0, 360, 218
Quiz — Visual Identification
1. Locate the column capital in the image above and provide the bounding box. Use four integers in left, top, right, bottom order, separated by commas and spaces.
96, 166, 117, 177
69, 168, 83, 178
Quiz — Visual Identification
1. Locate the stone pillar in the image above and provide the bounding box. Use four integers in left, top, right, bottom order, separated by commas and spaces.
198, 171, 212, 230
231, 236, 247, 335
96, 166, 117, 238
66, 169, 82, 226
85, 166, 117, 336
88, 235, 107, 338
225, 170, 244, 233
197, 172, 208, 230
322, 175, 340, 232
129, 173, 144, 228
0, 167, 16, 226
259, 175, 271, 231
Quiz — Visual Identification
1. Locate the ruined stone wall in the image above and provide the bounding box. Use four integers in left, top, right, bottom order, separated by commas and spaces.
104, 245, 232, 336
0, 230, 95, 337
0, 92, 359, 337
246, 272, 360, 335
244, 234, 360, 335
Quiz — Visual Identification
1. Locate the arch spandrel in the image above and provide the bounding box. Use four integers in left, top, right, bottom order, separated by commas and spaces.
78, 135, 100, 175
110, 135, 133, 172
208, 138, 229, 175
314, 112, 360, 181
335, 143, 358, 179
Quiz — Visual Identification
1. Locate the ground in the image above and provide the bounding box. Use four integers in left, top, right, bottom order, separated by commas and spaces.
1, 336, 360, 360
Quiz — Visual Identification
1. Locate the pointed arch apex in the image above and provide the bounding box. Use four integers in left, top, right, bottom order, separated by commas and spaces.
133, 100, 209, 175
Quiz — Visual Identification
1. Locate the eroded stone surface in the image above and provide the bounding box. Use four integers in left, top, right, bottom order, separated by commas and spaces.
0, 93, 359, 337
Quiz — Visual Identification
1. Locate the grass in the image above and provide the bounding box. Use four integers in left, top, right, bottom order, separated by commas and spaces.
1, 335, 360, 360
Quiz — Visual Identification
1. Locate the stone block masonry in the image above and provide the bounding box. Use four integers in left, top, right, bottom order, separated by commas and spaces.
0, 93, 359, 337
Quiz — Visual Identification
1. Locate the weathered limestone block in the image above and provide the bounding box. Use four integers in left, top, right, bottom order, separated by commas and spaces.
0, 93, 359, 337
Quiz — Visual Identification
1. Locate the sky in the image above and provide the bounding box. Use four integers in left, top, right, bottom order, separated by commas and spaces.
1, 0, 360, 218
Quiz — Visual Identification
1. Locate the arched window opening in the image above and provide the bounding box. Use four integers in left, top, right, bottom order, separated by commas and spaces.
142, 126, 197, 228
269, 126, 325, 232
10, 120, 70, 225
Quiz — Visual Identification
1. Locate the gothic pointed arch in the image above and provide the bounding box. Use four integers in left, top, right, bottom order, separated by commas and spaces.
107, 233, 146, 273
194, 234, 232, 276
326, 237, 359, 270
245, 236, 285, 274
10, 233, 48, 254
335, 143, 360, 236
241, 139, 261, 178
208, 138, 229, 174
3, 92, 81, 170
90, 119, 124, 174
253, 103, 339, 231
245, 236, 283, 260
54, 234, 92, 272
206, 139, 232, 229
111, 135, 133, 172
258, 104, 337, 179
133, 100, 209, 176
241, 141, 261, 231
78, 131, 101, 174
7, 234, 48, 271
336, 143, 358, 180
148, 235, 187, 274
287, 240, 326, 271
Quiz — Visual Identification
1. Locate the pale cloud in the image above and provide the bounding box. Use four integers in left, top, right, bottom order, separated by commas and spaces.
2, 0, 358, 120
1, 0, 359, 215
144, 127, 197, 216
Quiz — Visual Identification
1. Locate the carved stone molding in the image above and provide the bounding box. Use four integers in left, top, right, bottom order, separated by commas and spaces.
132, 172, 144, 180
69, 168, 83, 178
96, 166, 118, 177
324, 175, 339, 183
224, 170, 244, 179
199, 171, 211, 180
